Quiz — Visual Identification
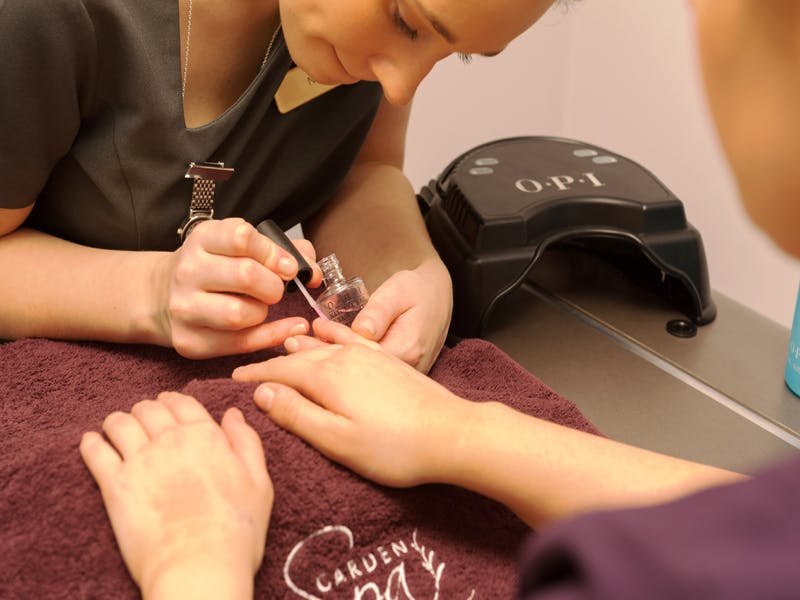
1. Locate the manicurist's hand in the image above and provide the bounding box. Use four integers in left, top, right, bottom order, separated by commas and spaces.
232, 321, 471, 488
153, 218, 322, 358
79, 392, 272, 600
349, 256, 452, 373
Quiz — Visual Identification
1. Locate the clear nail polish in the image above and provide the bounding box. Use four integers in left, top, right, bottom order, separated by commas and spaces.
316, 253, 369, 326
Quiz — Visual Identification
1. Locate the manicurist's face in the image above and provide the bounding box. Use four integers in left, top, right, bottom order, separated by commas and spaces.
279, 0, 555, 105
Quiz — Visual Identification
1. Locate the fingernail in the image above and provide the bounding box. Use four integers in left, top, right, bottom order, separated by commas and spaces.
278, 257, 296, 277
255, 385, 274, 410
355, 317, 376, 337
290, 322, 308, 336
284, 336, 300, 353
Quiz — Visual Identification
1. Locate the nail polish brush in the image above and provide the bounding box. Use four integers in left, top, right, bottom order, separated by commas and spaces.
255, 219, 327, 319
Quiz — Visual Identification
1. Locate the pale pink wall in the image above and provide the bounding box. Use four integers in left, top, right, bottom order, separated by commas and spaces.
406, 2, 800, 327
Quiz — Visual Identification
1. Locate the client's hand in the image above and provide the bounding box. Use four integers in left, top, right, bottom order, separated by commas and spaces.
232, 320, 473, 488
79, 392, 273, 600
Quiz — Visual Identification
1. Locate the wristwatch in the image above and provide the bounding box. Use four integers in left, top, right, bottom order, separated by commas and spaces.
177, 161, 235, 244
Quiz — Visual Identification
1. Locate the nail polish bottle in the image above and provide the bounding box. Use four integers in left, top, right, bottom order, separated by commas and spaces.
316, 254, 369, 326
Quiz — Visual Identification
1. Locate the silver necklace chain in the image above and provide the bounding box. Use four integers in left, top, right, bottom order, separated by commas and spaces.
182, 0, 193, 98
181, 0, 281, 99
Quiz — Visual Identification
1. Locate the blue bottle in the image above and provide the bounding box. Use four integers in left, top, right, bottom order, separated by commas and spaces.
785, 281, 800, 397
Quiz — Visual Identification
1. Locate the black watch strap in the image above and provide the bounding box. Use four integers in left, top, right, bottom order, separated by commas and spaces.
177, 161, 235, 244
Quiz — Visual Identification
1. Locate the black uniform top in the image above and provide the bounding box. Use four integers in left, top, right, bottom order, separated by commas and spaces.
0, 0, 382, 250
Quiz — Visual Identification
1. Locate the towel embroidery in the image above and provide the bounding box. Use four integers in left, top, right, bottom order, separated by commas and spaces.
284, 525, 477, 600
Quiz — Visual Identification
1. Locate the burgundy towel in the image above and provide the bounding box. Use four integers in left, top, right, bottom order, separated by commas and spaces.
0, 295, 599, 599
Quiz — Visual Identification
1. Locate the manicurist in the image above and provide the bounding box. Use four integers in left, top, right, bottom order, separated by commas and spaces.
0, 0, 555, 369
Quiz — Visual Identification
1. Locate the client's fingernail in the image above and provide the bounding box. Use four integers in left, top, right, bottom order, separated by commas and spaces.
284, 337, 300, 353
355, 317, 376, 337
255, 385, 274, 410
278, 257, 296, 277
290, 322, 308, 336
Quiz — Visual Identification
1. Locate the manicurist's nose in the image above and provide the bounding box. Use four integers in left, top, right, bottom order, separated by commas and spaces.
368, 56, 432, 106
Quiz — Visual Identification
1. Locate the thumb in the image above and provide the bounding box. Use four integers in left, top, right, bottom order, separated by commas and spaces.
351, 289, 411, 341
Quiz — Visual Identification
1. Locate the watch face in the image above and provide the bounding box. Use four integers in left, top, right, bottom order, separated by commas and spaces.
177, 214, 212, 244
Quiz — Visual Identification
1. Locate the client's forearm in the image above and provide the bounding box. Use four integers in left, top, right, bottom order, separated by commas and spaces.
436, 401, 745, 529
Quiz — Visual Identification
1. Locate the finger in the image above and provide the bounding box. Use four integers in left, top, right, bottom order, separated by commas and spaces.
284, 334, 330, 354
253, 383, 342, 456
102, 410, 150, 458
291, 239, 323, 288
157, 391, 213, 425
79, 431, 122, 487
351, 290, 413, 342
232, 346, 339, 382
130, 399, 179, 439
172, 318, 309, 359
220, 407, 269, 487
312, 318, 381, 349
191, 218, 299, 281
169, 288, 277, 331
291, 239, 316, 263
182, 254, 288, 307
369, 311, 429, 369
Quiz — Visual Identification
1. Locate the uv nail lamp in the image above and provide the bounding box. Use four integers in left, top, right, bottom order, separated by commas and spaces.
419, 136, 717, 339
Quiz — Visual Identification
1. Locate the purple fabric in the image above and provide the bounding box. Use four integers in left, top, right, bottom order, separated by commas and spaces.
518, 453, 800, 600
0, 294, 600, 599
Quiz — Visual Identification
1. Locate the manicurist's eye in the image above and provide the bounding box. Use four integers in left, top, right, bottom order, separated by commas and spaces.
391, 3, 418, 41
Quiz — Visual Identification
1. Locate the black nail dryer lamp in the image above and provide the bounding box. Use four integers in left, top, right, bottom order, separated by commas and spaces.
419, 136, 717, 339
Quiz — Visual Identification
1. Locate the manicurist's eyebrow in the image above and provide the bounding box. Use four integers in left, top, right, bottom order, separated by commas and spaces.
413, 0, 505, 56
413, 1, 456, 43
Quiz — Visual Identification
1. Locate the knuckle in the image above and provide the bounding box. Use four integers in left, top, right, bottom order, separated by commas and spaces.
129, 399, 152, 415
224, 301, 249, 329
237, 259, 259, 289
172, 332, 201, 358
231, 219, 253, 254
167, 295, 193, 321
102, 410, 125, 430
397, 339, 425, 367
173, 258, 200, 286
156, 391, 176, 404
406, 341, 425, 365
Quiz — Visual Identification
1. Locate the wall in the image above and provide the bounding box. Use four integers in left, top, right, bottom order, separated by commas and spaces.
405, 1, 800, 327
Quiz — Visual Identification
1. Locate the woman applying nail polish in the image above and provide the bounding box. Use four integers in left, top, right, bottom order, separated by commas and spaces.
0, 0, 555, 366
